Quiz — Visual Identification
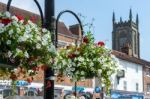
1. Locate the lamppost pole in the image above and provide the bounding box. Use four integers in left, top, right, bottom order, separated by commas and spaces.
44, 0, 55, 99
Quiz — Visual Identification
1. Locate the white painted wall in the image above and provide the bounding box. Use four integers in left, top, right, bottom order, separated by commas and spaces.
111, 58, 143, 92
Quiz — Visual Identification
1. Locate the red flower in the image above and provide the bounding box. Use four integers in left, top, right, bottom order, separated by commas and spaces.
30, 16, 36, 23
41, 65, 48, 71
32, 67, 37, 71
10, 73, 17, 80
83, 36, 89, 43
68, 53, 77, 59
98, 41, 105, 46
27, 78, 32, 83
16, 15, 24, 21
1, 18, 12, 25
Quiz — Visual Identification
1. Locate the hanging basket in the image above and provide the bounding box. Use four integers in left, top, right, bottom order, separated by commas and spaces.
0, 12, 56, 76
54, 32, 118, 92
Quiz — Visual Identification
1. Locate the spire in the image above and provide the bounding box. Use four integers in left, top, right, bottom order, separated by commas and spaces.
113, 11, 115, 24
120, 17, 123, 22
129, 8, 132, 21
136, 13, 139, 25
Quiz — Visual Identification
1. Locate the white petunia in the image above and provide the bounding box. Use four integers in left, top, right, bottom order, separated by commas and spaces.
78, 56, 84, 62
11, 16, 18, 21
36, 43, 41, 49
16, 48, 22, 53
9, 29, 13, 35
98, 69, 102, 75
0, 28, 4, 34
0, 23, 4, 28
89, 62, 94, 67
42, 40, 47, 45
36, 36, 41, 41
6, 40, 11, 45
24, 51, 29, 58
5, 11, 11, 17
8, 51, 12, 57
42, 28, 47, 33
16, 28, 21, 33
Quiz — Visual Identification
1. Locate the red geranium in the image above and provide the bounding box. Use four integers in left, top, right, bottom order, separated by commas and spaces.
83, 36, 89, 43
41, 65, 48, 71
30, 16, 36, 23
10, 73, 17, 80
68, 53, 77, 59
1, 18, 12, 25
16, 15, 24, 21
98, 41, 105, 46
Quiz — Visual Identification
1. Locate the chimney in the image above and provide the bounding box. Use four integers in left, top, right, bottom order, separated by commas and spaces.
69, 24, 81, 36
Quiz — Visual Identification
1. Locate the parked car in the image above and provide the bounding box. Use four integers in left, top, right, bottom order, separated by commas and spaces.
0, 88, 16, 99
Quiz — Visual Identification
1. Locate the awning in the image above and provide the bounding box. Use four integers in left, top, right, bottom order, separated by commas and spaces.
72, 86, 85, 92
27, 82, 43, 89
16, 80, 29, 86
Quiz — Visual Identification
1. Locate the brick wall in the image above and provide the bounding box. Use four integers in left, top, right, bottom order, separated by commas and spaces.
143, 66, 150, 96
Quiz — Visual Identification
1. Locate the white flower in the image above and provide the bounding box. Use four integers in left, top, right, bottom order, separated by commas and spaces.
16, 48, 22, 53
24, 51, 29, 58
98, 69, 102, 75
81, 71, 85, 75
62, 60, 67, 65
80, 77, 85, 81
6, 40, 11, 45
5, 11, 11, 17
28, 70, 34, 73
9, 29, 13, 35
42, 28, 47, 33
11, 16, 18, 21
48, 45, 56, 52
12, 21, 19, 27
36, 36, 41, 41
19, 20, 24, 24
18, 37, 26, 42
16, 28, 21, 33
8, 51, 12, 57
36, 43, 41, 49
0, 28, 4, 34
89, 62, 94, 67
78, 56, 84, 62
0, 23, 4, 28
42, 40, 47, 45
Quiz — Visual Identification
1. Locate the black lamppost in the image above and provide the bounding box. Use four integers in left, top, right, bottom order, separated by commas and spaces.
43, 0, 55, 99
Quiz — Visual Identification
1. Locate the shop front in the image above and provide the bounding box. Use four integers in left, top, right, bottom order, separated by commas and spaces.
110, 90, 144, 99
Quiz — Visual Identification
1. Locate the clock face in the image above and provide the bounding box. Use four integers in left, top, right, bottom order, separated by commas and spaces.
117, 70, 124, 77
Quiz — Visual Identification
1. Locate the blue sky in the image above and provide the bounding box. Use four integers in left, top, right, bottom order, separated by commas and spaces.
0, 0, 150, 61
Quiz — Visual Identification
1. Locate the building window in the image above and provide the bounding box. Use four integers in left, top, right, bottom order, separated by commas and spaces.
147, 84, 150, 92
146, 68, 150, 76
136, 83, 139, 91
123, 81, 127, 90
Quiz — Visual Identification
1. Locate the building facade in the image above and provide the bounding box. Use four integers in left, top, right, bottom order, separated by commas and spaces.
112, 10, 150, 99
111, 51, 144, 99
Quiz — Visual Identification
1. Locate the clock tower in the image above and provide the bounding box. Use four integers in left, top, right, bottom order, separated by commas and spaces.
112, 9, 140, 58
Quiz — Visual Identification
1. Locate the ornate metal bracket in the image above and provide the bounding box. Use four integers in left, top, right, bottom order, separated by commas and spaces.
6, 0, 44, 27
55, 10, 84, 48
